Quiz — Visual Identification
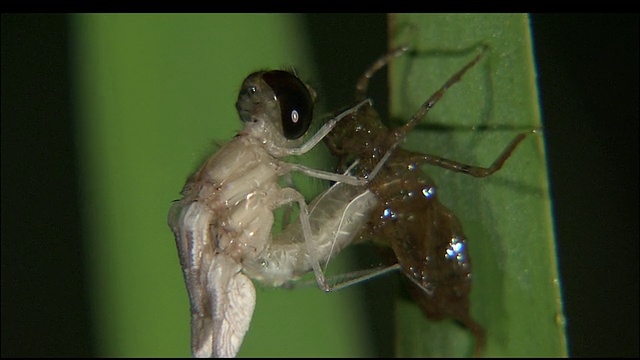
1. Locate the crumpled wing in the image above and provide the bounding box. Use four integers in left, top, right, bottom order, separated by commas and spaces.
192, 254, 256, 358
168, 200, 256, 358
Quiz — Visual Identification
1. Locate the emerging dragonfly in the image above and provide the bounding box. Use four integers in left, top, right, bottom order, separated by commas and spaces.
167, 70, 380, 358
324, 45, 532, 356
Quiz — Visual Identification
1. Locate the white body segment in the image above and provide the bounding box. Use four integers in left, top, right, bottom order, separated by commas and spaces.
243, 182, 377, 286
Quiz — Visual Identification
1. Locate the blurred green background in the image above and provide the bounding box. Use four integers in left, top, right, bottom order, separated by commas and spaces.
2, 13, 638, 357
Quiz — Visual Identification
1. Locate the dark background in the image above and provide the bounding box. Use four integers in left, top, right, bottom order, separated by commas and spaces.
2, 14, 638, 357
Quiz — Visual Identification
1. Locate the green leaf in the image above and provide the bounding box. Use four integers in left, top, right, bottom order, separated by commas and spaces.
388, 14, 567, 357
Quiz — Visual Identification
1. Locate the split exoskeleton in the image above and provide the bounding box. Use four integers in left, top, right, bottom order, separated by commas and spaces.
323, 45, 533, 356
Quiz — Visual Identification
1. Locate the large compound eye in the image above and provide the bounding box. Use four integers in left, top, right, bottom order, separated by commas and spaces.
261, 70, 313, 140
